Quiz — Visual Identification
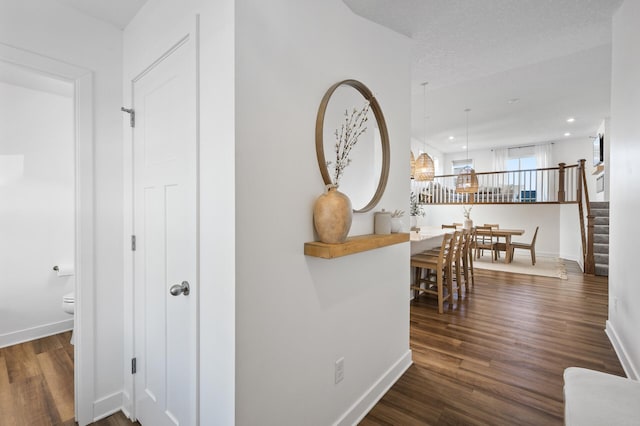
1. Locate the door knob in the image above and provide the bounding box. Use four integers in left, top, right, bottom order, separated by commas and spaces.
169, 281, 190, 296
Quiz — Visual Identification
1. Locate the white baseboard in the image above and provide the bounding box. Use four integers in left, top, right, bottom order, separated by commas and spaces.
334, 350, 413, 426
0, 319, 73, 348
93, 391, 124, 422
605, 320, 639, 380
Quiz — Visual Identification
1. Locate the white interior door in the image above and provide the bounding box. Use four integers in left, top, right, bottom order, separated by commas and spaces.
133, 36, 197, 426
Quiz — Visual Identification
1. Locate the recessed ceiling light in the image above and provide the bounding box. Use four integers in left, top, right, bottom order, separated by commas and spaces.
462, 145, 467, 149
567, 117, 575, 123
564, 132, 571, 137
448, 136, 455, 140
508, 98, 520, 104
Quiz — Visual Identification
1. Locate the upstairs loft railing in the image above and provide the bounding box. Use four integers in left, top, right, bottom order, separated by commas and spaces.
413, 159, 596, 274
412, 161, 582, 204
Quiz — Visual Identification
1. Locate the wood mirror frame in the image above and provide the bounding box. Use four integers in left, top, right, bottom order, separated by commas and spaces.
315, 79, 390, 213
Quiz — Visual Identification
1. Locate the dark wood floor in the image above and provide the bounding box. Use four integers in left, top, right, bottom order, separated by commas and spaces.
0, 331, 137, 426
361, 261, 624, 425
1, 262, 623, 425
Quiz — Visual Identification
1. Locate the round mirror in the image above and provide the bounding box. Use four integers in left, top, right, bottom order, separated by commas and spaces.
315, 80, 390, 213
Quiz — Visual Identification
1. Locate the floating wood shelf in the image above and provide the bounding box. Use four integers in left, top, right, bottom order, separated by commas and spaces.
304, 233, 409, 259
592, 164, 605, 175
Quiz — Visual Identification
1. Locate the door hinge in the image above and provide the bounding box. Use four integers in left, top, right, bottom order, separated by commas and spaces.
121, 106, 135, 128
131, 357, 137, 374
131, 235, 136, 251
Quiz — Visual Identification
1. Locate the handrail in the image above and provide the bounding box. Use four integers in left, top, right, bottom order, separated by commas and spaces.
579, 159, 595, 274
413, 161, 582, 205
433, 164, 577, 179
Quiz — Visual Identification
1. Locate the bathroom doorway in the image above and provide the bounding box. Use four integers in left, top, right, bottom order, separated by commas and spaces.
0, 43, 94, 425
0, 60, 75, 346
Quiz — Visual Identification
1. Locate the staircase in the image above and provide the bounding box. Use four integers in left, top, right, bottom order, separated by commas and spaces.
591, 201, 609, 276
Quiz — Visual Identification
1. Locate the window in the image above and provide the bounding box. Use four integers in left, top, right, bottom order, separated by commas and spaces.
452, 159, 473, 175
506, 156, 536, 173
506, 147, 537, 199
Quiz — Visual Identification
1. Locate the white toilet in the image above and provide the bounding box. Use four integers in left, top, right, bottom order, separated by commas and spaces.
62, 291, 75, 344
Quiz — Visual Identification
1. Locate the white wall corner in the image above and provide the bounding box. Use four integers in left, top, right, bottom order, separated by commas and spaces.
334, 350, 412, 426
92, 391, 124, 423
121, 389, 134, 421
605, 321, 639, 381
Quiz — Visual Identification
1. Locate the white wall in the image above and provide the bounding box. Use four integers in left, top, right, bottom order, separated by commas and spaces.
444, 138, 597, 175
608, 0, 640, 380
443, 147, 494, 174
559, 204, 583, 264
235, 1, 411, 425
0, 0, 124, 420
553, 135, 606, 201
0, 80, 75, 346
124, 2, 411, 425
123, 0, 236, 424
421, 204, 562, 257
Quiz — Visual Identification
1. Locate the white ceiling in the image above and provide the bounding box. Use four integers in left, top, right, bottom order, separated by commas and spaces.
50, 0, 623, 154
343, 0, 624, 153
55, 0, 147, 29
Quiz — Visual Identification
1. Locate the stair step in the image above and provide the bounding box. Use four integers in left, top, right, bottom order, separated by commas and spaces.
594, 243, 609, 254
594, 216, 609, 225
591, 208, 610, 217
590, 202, 610, 209
594, 225, 609, 235
594, 233, 609, 244
595, 264, 609, 277
594, 253, 609, 265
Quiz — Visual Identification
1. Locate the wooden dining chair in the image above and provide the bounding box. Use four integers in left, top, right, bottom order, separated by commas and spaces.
484, 223, 501, 258
420, 230, 465, 298
450, 231, 464, 300
410, 232, 456, 313
510, 226, 539, 265
474, 225, 497, 262
461, 228, 474, 290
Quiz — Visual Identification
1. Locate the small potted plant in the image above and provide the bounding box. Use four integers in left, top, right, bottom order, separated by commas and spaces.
463, 205, 473, 229
410, 192, 425, 229
390, 209, 404, 233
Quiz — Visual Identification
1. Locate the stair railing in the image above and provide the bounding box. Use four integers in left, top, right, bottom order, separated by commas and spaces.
577, 159, 595, 274
414, 162, 581, 204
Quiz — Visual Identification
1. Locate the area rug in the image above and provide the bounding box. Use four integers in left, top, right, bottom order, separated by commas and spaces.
473, 253, 568, 279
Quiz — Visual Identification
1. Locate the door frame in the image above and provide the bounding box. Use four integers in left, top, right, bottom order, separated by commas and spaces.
122, 23, 201, 423
0, 43, 94, 425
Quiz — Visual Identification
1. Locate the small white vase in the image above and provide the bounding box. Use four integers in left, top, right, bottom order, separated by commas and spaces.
410, 216, 418, 229
390, 217, 402, 233
464, 218, 473, 230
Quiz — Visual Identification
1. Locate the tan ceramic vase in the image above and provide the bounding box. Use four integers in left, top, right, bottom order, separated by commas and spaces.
313, 184, 353, 244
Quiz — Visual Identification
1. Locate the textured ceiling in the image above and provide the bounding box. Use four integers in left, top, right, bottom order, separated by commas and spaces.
343, 0, 624, 153
47, 0, 624, 154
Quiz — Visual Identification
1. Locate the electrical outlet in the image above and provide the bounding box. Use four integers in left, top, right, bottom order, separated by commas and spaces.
335, 357, 344, 384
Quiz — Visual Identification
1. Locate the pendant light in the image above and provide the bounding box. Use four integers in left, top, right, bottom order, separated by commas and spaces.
414, 82, 435, 181
455, 108, 479, 193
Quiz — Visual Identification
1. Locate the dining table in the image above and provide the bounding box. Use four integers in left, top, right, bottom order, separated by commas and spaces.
475, 227, 525, 263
